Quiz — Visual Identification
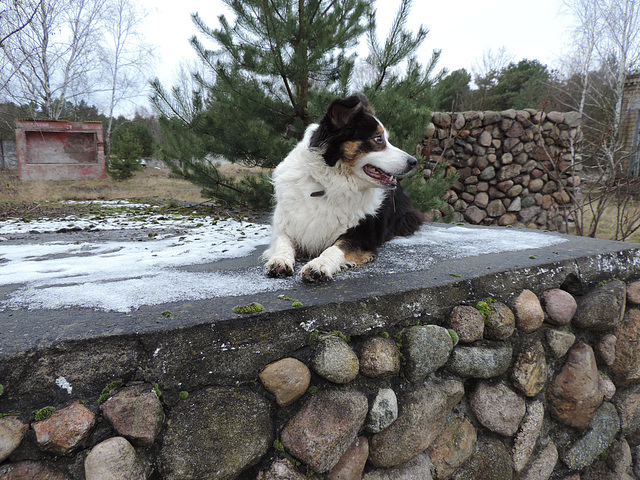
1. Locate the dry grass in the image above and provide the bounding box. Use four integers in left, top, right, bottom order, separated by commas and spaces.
576, 203, 640, 244
0, 167, 208, 204
0, 161, 269, 204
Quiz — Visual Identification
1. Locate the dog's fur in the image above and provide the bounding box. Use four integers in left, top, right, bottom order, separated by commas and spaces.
263, 94, 425, 282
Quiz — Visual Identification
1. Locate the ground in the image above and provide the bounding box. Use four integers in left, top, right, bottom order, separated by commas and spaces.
0, 163, 267, 222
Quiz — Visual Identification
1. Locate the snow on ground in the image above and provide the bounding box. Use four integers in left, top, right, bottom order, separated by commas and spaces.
0, 201, 568, 312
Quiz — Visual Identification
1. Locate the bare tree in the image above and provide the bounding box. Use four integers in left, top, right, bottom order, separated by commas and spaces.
552, 0, 640, 240
0, 0, 108, 119
98, 0, 154, 151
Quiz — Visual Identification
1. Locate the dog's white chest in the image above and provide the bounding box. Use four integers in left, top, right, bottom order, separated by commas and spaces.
272, 173, 384, 256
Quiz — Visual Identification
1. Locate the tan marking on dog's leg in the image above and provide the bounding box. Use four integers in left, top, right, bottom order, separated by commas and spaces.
335, 239, 375, 266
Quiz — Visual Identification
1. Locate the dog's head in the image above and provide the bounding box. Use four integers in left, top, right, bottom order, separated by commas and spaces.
309, 94, 417, 189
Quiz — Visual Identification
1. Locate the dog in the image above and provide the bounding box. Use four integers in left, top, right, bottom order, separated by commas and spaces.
263, 94, 425, 282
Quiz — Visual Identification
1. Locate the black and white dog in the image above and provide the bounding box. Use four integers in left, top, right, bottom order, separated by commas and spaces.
263, 94, 425, 282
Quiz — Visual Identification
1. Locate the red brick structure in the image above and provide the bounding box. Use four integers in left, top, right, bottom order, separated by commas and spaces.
15, 120, 105, 181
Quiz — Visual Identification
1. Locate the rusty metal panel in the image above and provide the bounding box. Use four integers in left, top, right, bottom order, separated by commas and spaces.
15, 120, 106, 181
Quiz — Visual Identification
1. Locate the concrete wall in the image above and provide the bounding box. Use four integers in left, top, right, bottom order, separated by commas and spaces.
0, 140, 17, 170
1, 247, 640, 479
15, 120, 105, 181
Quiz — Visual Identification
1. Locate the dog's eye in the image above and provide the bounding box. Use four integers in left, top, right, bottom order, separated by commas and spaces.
373, 135, 384, 145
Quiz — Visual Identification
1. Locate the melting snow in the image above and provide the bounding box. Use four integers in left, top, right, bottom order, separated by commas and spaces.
0, 202, 568, 312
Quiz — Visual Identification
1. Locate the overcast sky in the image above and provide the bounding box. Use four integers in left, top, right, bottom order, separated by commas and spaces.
133, 0, 572, 114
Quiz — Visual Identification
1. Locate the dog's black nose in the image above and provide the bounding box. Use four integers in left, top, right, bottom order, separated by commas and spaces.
407, 156, 417, 168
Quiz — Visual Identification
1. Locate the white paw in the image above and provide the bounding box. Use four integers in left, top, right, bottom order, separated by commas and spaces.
301, 259, 333, 283
265, 257, 294, 277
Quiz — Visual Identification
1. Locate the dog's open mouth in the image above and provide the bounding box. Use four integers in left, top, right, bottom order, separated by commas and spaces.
363, 165, 397, 187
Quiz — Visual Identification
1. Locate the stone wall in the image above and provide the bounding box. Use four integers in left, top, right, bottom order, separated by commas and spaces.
424, 110, 582, 233
2, 276, 640, 479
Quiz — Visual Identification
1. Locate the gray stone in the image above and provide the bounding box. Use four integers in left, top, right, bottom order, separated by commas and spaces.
521, 442, 558, 480
486, 199, 506, 217
327, 436, 368, 480
514, 289, 544, 333
402, 325, 453, 384
257, 458, 308, 480
519, 206, 542, 223
259, 357, 311, 407
0, 460, 71, 479
564, 111, 581, 127
366, 388, 398, 433
612, 383, 640, 436
428, 415, 477, 479
542, 289, 577, 325
545, 329, 575, 358
563, 402, 620, 470
464, 205, 487, 224
483, 111, 502, 124
159, 386, 273, 480
359, 337, 400, 378
627, 280, 640, 304
573, 280, 626, 331
451, 437, 513, 480
449, 305, 484, 343
507, 196, 522, 212
512, 342, 547, 397
312, 334, 359, 384
101, 384, 164, 447
513, 400, 545, 472
447, 344, 513, 378
497, 164, 522, 181
596, 334, 617, 367
600, 373, 616, 401
547, 111, 565, 123
479, 130, 493, 147
479, 165, 496, 181
85, 437, 148, 480
32, 401, 96, 456
475, 191, 490, 209
611, 309, 640, 386
369, 378, 464, 468
548, 342, 603, 429
470, 382, 526, 436
484, 302, 515, 340
0, 416, 28, 463
606, 438, 632, 477
363, 453, 433, 480
281, 389, 367, 473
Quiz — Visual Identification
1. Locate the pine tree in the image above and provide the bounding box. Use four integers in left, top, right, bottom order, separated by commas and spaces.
152, 0, 372, 207
152, 0, 456, 211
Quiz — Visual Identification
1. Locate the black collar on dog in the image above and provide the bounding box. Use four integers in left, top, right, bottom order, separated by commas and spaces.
310, 190, 325, 197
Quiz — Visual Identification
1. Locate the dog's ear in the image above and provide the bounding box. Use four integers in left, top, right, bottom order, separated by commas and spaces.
327, 95, 364, 128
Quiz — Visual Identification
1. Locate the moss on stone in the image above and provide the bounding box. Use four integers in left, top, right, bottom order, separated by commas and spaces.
448, 329, 460, 346
98, 379, 123, 405
34, 406, 55, 421
232, 302, 264, 314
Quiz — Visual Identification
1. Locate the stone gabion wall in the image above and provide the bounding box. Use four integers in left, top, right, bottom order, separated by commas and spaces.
2, 278, 640, 479
424, 110, 582, 233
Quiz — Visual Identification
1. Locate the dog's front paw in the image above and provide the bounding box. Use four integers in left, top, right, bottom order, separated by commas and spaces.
265, 257, 294, 278
300, 260, 333, 283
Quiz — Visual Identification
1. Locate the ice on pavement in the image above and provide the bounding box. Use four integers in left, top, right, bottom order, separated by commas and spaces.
0, 202, 568, 312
